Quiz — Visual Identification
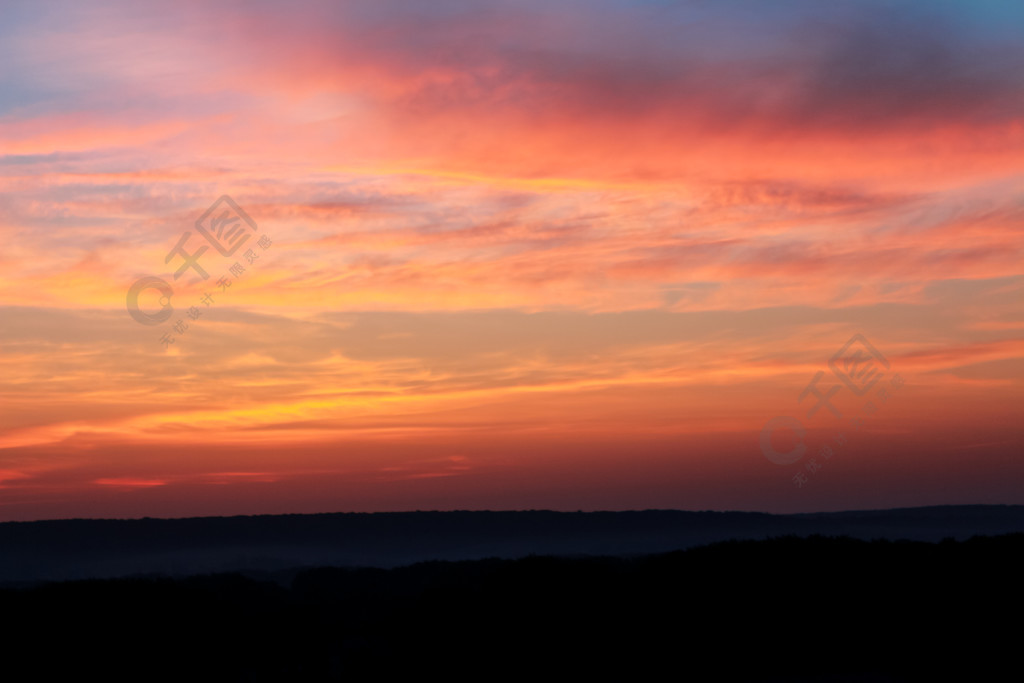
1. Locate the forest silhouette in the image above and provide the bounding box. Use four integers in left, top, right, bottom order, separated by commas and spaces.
3, 533, 1019, 681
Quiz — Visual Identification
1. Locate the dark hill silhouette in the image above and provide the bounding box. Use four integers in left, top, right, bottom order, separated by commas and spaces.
1, 504, 1022, 583
2, 534, 1020, 681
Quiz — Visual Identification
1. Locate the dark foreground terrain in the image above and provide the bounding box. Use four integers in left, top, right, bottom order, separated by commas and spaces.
3, 533, 1020, 682
3, 504, 1023, 582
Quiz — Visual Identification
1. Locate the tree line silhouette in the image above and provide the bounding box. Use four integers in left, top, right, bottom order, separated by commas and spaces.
2, 534, 1019, 681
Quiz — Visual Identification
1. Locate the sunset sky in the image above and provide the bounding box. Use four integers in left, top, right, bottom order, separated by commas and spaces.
1, 0, 1022, 521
